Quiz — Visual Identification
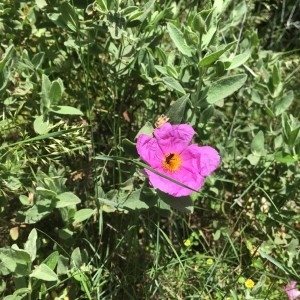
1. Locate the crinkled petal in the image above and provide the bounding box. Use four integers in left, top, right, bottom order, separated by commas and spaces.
198, 146, 220, 176
180, 144, 203, 173
154, 123, 195, 154
136, 134, 163, 168
284, 281, 300, 300
145, 166, 204, 197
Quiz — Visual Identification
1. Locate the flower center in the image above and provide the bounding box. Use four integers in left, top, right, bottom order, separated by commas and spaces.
162, 152, 182, 172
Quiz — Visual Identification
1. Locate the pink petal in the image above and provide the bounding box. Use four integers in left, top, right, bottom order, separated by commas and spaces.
180, 145, 203, 173
136, 134, 163, 168
284, 281, 300, 300
145, 167, 204, 197
198, 146, 220, 176
154, 123, 195, 154
136, 123, 220, 197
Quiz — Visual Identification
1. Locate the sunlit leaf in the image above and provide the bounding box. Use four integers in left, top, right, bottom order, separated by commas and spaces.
30, 263, 58, 281
50, 105, 83, 115
251, 130, 267, 156
55, 192, 81, 208
167, 23, 193, 57
162, 77, 186, 94
60, 1, 79, 32
199, 42, 235, 67
207, 74, 247, 104
73, 209, 95, 223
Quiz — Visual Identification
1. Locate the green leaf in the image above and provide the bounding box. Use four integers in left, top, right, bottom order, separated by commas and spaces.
206, 74, 247, 104
157, 191, 194, 213
6, 177, 21, 191
24, 229, 37, 262
137, 0, 155, 23
135, 121, 154, 138
71, 247, 86, 268
30, 263, 58, 281
58, 228, 74, 240
122, 188, 157, 210
73, 208, 95, 223
22, 203, 52, 224
155, 65, 168, 76
42, 251, 59, 270
0, 44, 15, 73
0, 246, 31, 275
199, 42, 236, 67
122, 138, 138, 157
251, 130, 266, 156
162, 77, 186, 94
251, 274, 266, 295
50, 105, 83, 115
272, 64, 281, 87
60, 1, 79, 32
202, 26, 217, 50
36, 186, 57, 197
35, 0, 47, 9
274, 152, 297, 163
274, 90, 294, 116
258, 249, 288, 274
246, 153, 261, 166
57, 255, 69, 275
55, 192, 81, 208
3, 288, 30, 300
41, 74, 51, 111
33, 115, 51, 135
192, 13, 206, 33
96, 0, 108, 13
120, 6, 139, 17
166, 94, 189, 124
49, 79, 64, 103
282, 113, 300, 147
47, 12, 66, 29
31, 52, 45, 68
227, 49, 251, 70
19, 195, 30, 206
167, 23, 193, 57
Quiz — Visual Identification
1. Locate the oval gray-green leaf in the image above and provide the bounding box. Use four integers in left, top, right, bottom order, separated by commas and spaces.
30, 263, 58, 281
50, 105, 83, 115
49, 79, 64, 103
207, 74, 247, 104
166, 94, 189, 124
55, 192, 81, 208
167, 23, 193, 57
60, 1, 79, 32
199, 41, 236, 67
157, 191, 194, 213
251, 130, 267, 156
162, 77, 186, 95
73, 208, 95, 223
33, 115, 51, 135
274, 90, 294, 116
42, 251, 59, 270
227, 49, 251, 70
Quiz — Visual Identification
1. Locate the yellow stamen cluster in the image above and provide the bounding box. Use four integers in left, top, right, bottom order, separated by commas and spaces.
245, 279, 255, 289
162, 153, 182, 172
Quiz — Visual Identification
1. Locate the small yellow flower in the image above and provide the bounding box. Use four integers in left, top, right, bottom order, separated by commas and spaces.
245, 279, 255, 289
206, 258, 214, 265
184, 239, 191, 247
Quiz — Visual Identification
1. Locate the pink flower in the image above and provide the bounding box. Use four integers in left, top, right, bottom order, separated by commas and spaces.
284, 281, 300, 300
136, 123, 220, 197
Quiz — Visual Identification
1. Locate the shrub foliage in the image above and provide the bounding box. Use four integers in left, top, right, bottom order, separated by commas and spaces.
0, 0, 299, 299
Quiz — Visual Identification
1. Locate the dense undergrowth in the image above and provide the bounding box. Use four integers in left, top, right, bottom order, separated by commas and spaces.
0, 0, 299, 299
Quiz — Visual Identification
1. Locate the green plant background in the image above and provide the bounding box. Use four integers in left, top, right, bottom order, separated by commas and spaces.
0, 0, 299, 299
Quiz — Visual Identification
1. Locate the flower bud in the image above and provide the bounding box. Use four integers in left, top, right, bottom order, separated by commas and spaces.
192, 13, 206, 34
